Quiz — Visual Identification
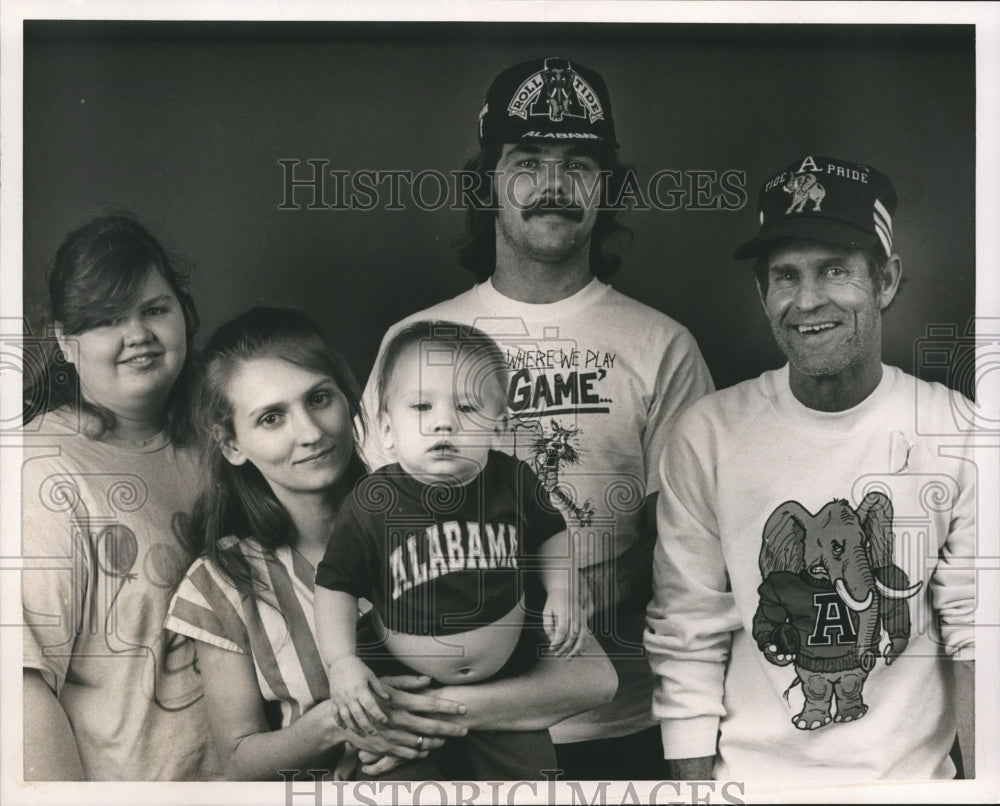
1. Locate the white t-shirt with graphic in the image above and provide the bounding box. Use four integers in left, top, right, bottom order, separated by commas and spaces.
361, 277, 714, 742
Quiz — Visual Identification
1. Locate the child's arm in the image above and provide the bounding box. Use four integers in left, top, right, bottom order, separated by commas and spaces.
314, 587, 390, 735
537, 529, 592, 657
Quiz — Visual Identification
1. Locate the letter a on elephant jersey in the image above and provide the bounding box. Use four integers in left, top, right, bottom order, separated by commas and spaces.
751, 492, 923, 731
808, 593, 859, 647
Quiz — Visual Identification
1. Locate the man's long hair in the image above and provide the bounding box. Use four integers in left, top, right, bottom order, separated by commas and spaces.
455, 144, 634, 282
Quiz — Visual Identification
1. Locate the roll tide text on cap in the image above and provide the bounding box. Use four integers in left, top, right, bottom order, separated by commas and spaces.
478, 56, 618, 148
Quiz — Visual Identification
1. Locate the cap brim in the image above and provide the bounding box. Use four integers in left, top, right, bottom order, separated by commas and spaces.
733, 217, 881, 259
518, 132, 616, 148
483, 124, 617, 149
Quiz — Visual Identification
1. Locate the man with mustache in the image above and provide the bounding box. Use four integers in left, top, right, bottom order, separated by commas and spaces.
645, 155, 976, 781
360, 56, 714, 779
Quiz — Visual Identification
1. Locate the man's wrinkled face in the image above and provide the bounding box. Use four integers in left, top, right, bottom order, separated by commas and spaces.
762, 240, 889, 379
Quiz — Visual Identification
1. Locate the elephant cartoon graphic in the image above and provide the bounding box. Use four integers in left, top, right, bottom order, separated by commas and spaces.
751, 492, 922, 731
783, 172, 826, 213
541, 58, 577, 122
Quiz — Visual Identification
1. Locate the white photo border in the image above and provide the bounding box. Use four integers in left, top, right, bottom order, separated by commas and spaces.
2, 2, 998, 804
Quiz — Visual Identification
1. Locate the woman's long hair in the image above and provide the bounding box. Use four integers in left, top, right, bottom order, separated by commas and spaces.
184, 307, 367, 600
23, 213, 201, 444
455, 144, 634, 282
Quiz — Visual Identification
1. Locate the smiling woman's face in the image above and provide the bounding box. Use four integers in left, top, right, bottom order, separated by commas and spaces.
219, 356, 355, 508
58, 268, 187, 422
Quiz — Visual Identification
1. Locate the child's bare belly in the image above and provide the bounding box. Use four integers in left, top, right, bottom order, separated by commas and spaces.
374, 599, 527, 685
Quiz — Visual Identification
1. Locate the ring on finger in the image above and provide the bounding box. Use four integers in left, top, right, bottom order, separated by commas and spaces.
415, 735, 425, 750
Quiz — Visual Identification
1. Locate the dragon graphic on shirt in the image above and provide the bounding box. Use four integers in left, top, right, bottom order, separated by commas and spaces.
751, 491, 922, 730
511, 418, 595, 526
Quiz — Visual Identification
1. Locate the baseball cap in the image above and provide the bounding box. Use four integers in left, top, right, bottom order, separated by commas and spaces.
733, 155, 897, 259
478, 56, 618, 149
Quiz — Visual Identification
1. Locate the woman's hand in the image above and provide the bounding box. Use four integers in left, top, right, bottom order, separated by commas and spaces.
340, 717, 445, 766
356, 748, 406, 777
373, 675, 469, 737
347, 675, 470, 776
298, 693, 454, 774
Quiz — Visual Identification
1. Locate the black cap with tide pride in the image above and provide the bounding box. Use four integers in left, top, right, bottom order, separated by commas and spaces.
733, 155, 897, 259
477, 56, 618, 148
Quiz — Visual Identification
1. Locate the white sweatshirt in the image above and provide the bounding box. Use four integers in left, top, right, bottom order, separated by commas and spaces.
646, 364, 976, 780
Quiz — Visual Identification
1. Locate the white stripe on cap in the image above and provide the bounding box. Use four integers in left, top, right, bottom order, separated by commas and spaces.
873, 198, 893, 255
874, 220, 892, 255
873, 198, 893, 235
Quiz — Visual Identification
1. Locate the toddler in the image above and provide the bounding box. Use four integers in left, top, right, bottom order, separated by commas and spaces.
315, 320, 588, 779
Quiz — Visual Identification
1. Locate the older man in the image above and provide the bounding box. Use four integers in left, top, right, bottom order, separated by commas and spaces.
645, 155, 976, 780
362, 57, 714, 779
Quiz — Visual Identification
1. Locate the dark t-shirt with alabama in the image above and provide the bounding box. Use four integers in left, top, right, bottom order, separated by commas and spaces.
316, 451, 566, 636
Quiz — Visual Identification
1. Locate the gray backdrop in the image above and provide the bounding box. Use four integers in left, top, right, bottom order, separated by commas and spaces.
22, 22, 976, 395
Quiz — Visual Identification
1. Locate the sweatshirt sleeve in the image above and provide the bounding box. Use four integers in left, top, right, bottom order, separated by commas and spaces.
644, 403, 741, 760
642, 327, 715, 497
928, 432, 978, 660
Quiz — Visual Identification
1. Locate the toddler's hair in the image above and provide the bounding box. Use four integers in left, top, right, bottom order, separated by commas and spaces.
376, 320, 508, 416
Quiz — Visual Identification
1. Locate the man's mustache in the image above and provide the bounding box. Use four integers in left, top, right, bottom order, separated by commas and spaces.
521, 200, 586, 222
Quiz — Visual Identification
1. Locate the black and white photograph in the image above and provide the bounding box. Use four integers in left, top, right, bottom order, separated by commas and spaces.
2, 2, 998, 804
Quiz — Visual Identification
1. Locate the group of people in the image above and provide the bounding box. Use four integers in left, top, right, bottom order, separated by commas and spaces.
21, 56, 975, 784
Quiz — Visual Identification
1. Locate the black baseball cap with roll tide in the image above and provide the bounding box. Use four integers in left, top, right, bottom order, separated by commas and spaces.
477, 56, 619, 149
734, 155, 897, 259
